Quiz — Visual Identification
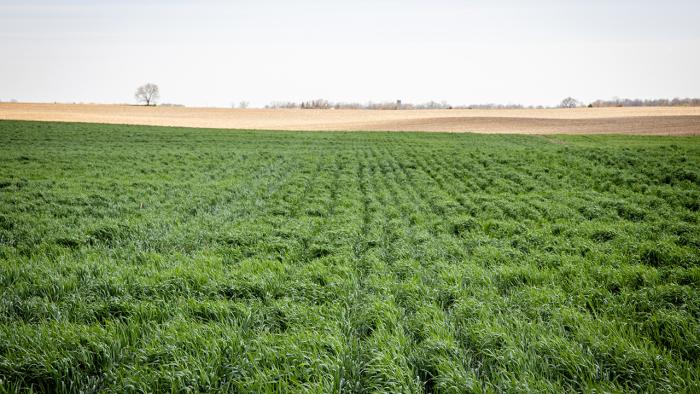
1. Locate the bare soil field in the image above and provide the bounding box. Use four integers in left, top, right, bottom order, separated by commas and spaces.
1, 102, 699, 134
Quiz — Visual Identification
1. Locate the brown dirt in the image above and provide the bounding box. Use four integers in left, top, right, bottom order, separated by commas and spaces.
1, 103, 699, 135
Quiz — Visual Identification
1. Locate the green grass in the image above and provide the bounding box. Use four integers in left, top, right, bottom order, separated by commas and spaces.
0, 120, 699, 393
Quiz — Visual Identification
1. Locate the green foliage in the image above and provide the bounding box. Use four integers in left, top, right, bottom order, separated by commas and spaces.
0, 120, 699, 392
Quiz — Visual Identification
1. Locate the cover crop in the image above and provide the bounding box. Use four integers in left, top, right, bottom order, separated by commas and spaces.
0, 121, 698, 392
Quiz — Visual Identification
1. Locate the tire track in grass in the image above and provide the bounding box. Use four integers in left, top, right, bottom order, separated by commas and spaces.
208, 147, 355, 389
383, 144, 450, 219
235, 151, 348, 388
382, 145, 438, 226
379, 143, 447, 267
101, 155, 306, 307
373, 144, 440, 269
379, 144, 478, 392
376, 145, 443, 391
352, 149, 373, 261
297, 152, 368, 390
388, 142, 553, 390
151, 153, 298, 253
210, 150, 324, 270
410, 143, 662, 390
9, 146, 304, 327
403, 146, 520, 386
124, 151, 310, 312
410, 147, 476, 216
336, 145, 418, 392
430, 148, 575, 225
404, 146, 461, 218
205, 145, 359, 389
358, 144, 417, 391
335, 147, 372, 392
279, 152, 341, 266
369, 146, 400, 271
384, 145, 477, 266
442, 137, 555, 194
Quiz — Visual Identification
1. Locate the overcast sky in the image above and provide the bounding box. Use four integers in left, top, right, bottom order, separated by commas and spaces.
1, 0, 699, 107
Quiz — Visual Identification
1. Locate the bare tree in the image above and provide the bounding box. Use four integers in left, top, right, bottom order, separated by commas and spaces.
559, 97, 580, 108
135, 83, 160, 106
239, 101, 249, 109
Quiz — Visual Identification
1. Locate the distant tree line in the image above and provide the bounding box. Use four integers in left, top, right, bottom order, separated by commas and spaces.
266, 100, 544, 110
266, 97, 700, 110
558, 97, 700, 109
587, 97, 700, 107
458, 104, 542, 110
125, 85, 700, 110
266, 100, 456, 110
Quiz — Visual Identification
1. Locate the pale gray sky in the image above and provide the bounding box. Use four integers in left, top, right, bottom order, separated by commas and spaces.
1, 0, 699, 107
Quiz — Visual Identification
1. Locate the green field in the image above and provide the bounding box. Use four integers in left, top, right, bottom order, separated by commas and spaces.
1, 120, 699, 392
